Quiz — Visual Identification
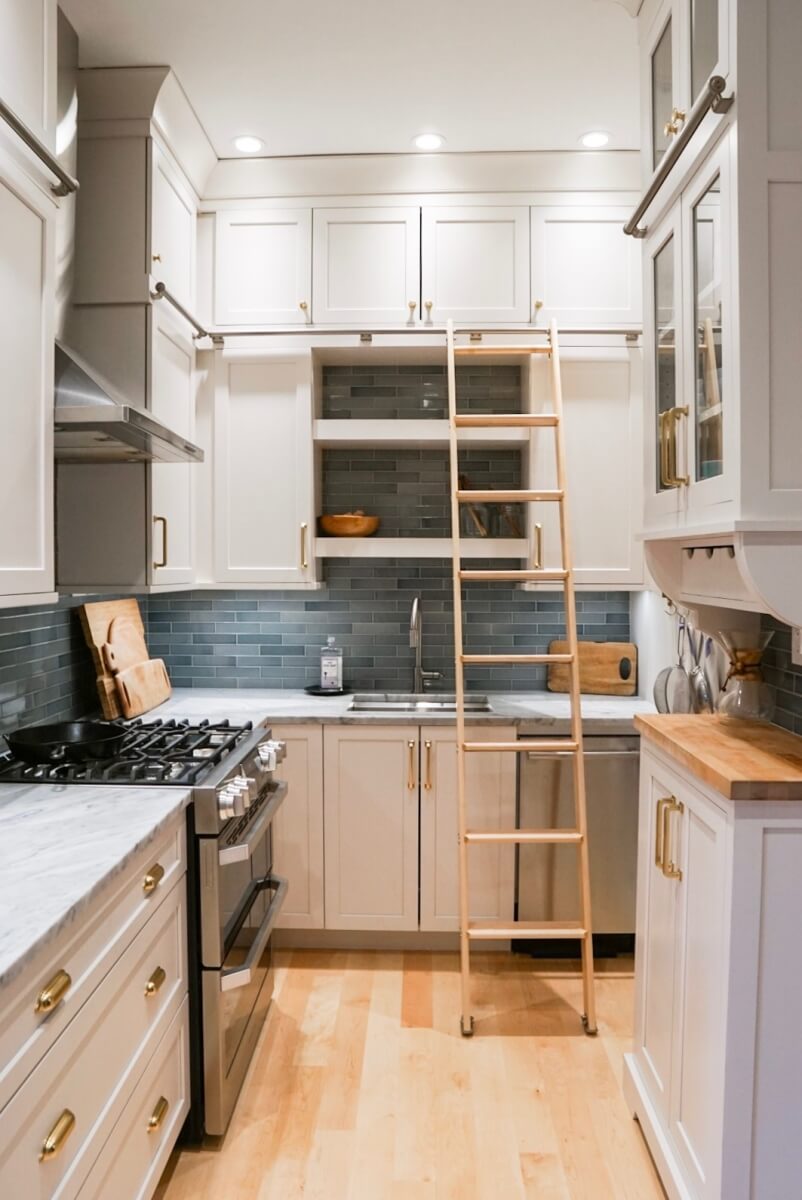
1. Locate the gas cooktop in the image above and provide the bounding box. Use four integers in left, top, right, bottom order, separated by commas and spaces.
0, 719, 255, 786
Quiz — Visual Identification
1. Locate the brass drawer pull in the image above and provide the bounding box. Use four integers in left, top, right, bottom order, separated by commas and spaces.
407, 740, 417, 791
144, 965, 166, 998
39, 1109, 76, 1162
300, 522, 308, 569
655, 797, 671, 868
34, 969, 71, 1015
147, 1095, 169, 1134
424, 740, 433, 791
662, 798, 684, 881
533, 522, 543, 569
143, 862, 165, 895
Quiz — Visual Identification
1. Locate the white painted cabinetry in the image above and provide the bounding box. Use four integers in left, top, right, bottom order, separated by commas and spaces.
323, 726, 420, 931
421, 205, 531, 324
213, 348, 315, 585
312, 206, 420, 325
214, 208, 312, 325
419, 726, 516, 933
150, 141, 196, 309
271, 724, 325, 929
0, 0, 57, 149
149, 304, 196, 586
0, 142, 56, 605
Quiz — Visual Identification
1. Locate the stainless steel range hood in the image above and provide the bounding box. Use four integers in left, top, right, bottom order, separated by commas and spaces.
54, 342, 203, 464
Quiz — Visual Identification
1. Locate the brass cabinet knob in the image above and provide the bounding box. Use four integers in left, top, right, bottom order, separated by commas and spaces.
147, 1095, 169, 1134
299, 301, 308, 310
152, 253, 162, 262
39, 1110, 76, 1162
424, 300, 433, 312
34, 968, 71, 1015
142, 862, 165, 895
408, 300, 417, 313
144, 965, 167, 998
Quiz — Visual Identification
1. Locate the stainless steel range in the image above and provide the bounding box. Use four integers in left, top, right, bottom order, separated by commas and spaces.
0, 717, 288, 1137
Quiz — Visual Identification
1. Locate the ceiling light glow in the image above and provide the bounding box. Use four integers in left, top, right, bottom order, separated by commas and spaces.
413, 132, 445, 151
580, 130, 610, 149
233, 135, 264, 154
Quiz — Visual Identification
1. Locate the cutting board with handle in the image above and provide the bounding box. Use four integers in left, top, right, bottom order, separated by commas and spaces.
114, 658, 172, 720
547, 640, 638, 697
80, 598, 171, 718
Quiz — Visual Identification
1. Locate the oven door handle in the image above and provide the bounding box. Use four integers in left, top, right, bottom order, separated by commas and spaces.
218, 781, 288, 866
220, 874, 288, 993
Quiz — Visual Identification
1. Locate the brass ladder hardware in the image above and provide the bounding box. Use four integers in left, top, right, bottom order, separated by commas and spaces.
144, 965, 167, 998
34, 969, 71, 1016
142, 862, 165, 895
39, 1109, 76, 1162
147, 1095, 169, 1134
448, 318, 597, 1038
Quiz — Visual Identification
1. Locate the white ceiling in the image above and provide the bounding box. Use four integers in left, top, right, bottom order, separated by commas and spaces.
60, 0, 640, 158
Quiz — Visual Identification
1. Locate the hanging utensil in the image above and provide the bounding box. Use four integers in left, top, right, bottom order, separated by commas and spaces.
653, 665, 671, 713
687, 626, 714, 713
666, 616, 693, 714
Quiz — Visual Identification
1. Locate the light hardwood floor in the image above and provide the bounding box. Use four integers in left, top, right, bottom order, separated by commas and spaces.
155, 950, 665, 1200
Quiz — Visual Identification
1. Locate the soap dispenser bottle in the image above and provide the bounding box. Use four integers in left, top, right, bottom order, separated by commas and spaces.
320, 635, 343, 691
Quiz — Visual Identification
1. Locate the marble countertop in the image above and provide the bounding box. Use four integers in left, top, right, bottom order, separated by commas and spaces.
0, 784, 191, 991
149, 687, 655, 734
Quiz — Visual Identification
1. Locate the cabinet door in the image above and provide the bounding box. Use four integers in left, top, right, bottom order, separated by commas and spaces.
323, 727, 419, 931
149, 305, 195, 586
0, 0, 57, 149
271, 724, 324, 930
632, 752, 684, 1126
149, 141, 196, 309
213, 350, 314, 584
214, 209, 311, 325
421, 206, 530, 324
530, 207, 641, 327
642, 1, 682, 176
312, 207, 420, 325
670, 782, 728, 1199
527, 349, 644, 587
687, 0, 730, 105
0, 148, 55, 601
419, 726, 516, 933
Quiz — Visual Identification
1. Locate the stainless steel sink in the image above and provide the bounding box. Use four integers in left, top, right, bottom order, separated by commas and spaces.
349, 692, 492, 713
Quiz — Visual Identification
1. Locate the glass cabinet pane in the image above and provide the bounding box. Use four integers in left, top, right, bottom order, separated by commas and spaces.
652, 18, 674, 169
654, 235, 677, 493
693, 176, 723, 481
691, 0, 718, 101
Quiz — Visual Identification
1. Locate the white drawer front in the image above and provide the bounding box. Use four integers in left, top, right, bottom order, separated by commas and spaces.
0, 876, 187, 1200
77, 998, 190, 1200
0, 817, 186, 1113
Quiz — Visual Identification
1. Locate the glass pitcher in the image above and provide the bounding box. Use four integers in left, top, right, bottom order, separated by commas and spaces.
715, 630, 775, 721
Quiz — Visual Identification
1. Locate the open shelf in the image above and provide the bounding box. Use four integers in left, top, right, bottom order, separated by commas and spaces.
314, 419, 529, 448
315, 537, 529, 559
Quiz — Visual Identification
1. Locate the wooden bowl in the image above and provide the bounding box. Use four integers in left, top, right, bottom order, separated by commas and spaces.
319, 513, 380, 537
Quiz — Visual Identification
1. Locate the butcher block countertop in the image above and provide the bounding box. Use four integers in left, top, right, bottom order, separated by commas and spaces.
635, 714, 802, 801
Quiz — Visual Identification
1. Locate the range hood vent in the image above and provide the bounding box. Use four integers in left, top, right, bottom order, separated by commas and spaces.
54, 342, 203, 465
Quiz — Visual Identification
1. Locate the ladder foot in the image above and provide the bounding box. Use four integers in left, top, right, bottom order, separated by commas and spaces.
581, 1014, 598, 1037
460, 1015, 475, 1038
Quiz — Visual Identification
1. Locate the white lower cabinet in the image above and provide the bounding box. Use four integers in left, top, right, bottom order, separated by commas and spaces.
419, 726, 516, 932
626, 739, 802, 1200
271, 724, 325, 929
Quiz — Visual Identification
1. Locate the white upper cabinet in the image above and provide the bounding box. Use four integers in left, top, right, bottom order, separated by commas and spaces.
421, 205, 530, 324
0, 146, 55, 603
312, 206, 420, 325
213, 349, 315, 585
530, 206, 641, 327
0, 0, 56, 149
149, 304, 196, 586
214, 208, 312, 325
150, 141, 196, 309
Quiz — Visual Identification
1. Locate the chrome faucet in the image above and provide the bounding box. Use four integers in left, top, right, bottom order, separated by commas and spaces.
409, 596, 443, 694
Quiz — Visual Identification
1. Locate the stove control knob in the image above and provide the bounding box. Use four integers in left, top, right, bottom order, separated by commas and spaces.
257, 742, 278, 770
232, 775, 256, 808
217, 782, 246, 820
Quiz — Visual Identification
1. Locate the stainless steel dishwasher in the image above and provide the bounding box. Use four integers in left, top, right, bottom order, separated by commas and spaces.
517, 728, 640, 944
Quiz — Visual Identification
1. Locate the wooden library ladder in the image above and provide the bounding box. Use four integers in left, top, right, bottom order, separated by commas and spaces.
446, 319, 597, 1037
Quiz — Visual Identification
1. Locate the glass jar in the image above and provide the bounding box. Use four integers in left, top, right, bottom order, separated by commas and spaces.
715, 631, 775, 721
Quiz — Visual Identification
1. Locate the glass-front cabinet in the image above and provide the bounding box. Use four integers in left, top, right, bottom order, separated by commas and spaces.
644, 138, 732, 529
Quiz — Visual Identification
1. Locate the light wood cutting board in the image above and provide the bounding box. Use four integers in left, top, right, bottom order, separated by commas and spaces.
79, 598, 171, 718
115, 658, 172, 720
102, 617, 150, 674
547, 640, 638, 696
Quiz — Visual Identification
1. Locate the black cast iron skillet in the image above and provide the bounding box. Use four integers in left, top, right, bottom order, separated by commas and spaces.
5, 721, 128, 766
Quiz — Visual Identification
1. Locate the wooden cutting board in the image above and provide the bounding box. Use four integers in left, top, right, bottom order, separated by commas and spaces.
115, 658, 172, 720
102, 617, 150, 674
79, 598, 171, 719
547, 640, 638, 696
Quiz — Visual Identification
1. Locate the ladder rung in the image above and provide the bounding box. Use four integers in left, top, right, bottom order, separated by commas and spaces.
457, 489, 563, 503
454, 346, 552, 356
461, 740, 578, 754
454, 414, 559, 428
460, 653, 573, 665
468, 920, 587, 940
459, 569, 568, 582
465, 829, 584, 845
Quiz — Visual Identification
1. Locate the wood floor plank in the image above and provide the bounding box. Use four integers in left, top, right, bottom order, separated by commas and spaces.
401, 950, 434, 1028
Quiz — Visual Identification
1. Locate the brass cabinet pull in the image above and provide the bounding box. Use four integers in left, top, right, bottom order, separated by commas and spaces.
424, 300, 433, 315
143, 862, 165, 895
533, 522, 543, 569
408, 300, 417, 315
662, 798, 684, 881
424, 740, 433, 791
300, 522, 308, 569
659, 407, 689, 488
34, 968, 71, 1016
407, 740, 417, 791
658, 411, 671, 489
152, 252, 162, 263
144, 965, 167, 998
147, 1095, 169, 1134
655, 797, 671, 868
39, 1109, 76, 1162
153, 515, 168, 569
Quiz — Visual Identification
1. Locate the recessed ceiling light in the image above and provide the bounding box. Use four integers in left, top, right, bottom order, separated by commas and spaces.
413, 132, 445, 151
580, 130, 610, 149
233, 135, 264, 154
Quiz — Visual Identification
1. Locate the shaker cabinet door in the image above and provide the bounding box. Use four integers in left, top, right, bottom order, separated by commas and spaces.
214, 208, 312, 325
421, 206, 530, 324
0, 0, 57, 149
271, 724, 325, 930
312, 206, 420, 325
149, 305, 196, 586
149, 141, 196, 309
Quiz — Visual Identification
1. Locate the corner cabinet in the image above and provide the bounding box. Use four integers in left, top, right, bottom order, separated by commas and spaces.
213, 347, 316, 585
